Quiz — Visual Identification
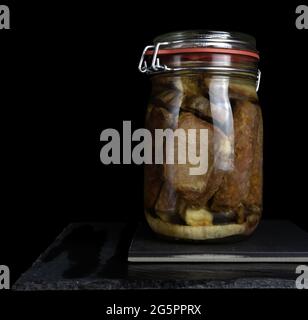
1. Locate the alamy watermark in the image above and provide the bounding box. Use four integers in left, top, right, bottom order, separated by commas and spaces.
295, 265, 308, 289
100, 121, 210, 175
0, 265, 10, 289
295, 5, 308, 29
0, 5, 10, 29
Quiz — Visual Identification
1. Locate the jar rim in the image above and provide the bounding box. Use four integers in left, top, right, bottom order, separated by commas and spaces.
153, 30, 258, 54
138, 30, 260, 80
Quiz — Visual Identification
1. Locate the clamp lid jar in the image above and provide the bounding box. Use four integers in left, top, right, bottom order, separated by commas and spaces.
140, 30, 263, 242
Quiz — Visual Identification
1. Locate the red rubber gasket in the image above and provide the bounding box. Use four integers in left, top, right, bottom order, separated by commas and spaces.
145, 47, 259, 60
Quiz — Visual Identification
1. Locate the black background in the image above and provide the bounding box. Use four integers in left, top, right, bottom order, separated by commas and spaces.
1, 0, 308, 302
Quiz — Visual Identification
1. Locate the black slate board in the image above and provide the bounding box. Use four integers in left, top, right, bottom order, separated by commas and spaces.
128, 220, 308, 262
12, 222, 307, 290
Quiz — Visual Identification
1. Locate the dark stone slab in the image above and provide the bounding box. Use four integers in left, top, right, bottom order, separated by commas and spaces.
129, 220, 308, 262
13, 221, 306, 290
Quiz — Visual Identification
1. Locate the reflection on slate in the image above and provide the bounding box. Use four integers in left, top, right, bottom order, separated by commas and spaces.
42, 225, 106, 278
12, 221, 308, 290
129, 221, 308, 262
13, 223, 133, 290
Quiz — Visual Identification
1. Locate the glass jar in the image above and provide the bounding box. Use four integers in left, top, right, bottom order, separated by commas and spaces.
139, 31, 263, 242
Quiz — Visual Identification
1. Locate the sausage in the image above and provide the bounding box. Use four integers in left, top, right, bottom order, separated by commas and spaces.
244, 106, 263, 211
211, 100, 259, 211
164, 112, 215, 202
